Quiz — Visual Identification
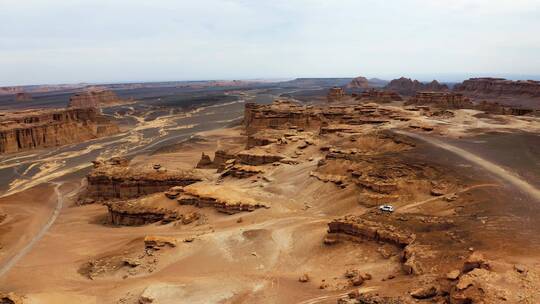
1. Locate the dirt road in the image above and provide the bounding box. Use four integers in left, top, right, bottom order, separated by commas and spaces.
397, 130, 540, 202
0, 182, 65, 278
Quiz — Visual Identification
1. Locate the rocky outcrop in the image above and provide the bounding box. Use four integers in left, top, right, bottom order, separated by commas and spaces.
0, 292, 24, 304
405, 92, 473, 109
68, 89, 128, 108
177, 185, 269, 214
236, 150, 284, 165
86, 158, 202, 200
454, 77, 540, 98
385, 77, 448, 96
244, 101, 323, 133
346, 76, 370, 90
327, 215, 416, 247
195, 152, 214, 169
355, 89, 403, 103
106, 201, 181, 226
327, 87, 345, 102
15, 92, 32, 102
0, 107, 119, 154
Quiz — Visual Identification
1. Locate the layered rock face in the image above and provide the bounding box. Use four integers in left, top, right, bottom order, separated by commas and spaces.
86, 158, 202, 200
244, 101, 323, 133
106, 201, 181, 226
176, 184, 269, 214
454, 77, 540, 98
327, 87, 345, 102
15, 92, 32, 102
0, 107, 119, 154
346, 76, 370, 90
327, 215, 416, 247
385, 77, 448, 96
475, 100, 535, 115
355, 89, 403, 103
405, 92, 473, 109
68, 89, 126, 108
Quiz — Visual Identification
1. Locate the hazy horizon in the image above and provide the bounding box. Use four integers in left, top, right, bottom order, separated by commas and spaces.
1, 0, 540, 86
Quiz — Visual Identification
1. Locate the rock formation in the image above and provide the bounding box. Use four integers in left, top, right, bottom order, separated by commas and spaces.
355, 89, 403, 103
327, 215, 416, 248
68, 89, 127, 108
0, 107, 119, 154
385, 77, 448, 96
177, 184, 269, 214
405, 92, 473, 109
454, 77, 540, 98
346, 76, 370, 90
86, 158, 202, 200
327, 87, 345, 102
106, 201, 181, 226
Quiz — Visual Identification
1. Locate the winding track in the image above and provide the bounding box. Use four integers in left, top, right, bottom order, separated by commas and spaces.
0, 182, 65, 278
396, 130, 540, 202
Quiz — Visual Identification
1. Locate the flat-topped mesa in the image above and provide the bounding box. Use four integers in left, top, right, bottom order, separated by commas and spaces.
86, 158, 202, 200
405, 92, 473, 109
15, 92, 32, 102
68, 89, 128, 108
244, 100, 323, 133
0, 107, 119, 154
177, 183, 269, 214
454, 77, 540, 98
355, 89, 403, 103
385, 77, 448, 96
327, 87, 345, 102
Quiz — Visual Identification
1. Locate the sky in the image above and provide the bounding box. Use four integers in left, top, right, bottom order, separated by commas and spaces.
1, 0, 540, 86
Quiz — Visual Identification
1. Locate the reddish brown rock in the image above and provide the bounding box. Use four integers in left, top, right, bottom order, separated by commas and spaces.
327, 87, 345, 103
346, 76, 370, 90
454, 77, 540, 98
385, 77, 448, 96
356, 89, 403, 103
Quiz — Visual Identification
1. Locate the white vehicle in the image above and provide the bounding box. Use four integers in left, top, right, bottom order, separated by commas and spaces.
379, 205, 394, 213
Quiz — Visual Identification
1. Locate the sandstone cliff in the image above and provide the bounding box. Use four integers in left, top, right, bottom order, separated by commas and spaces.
0, 107, 119, 154
385, 77, 448, 96
327, 87, 345, 103
86, 158, 202, 200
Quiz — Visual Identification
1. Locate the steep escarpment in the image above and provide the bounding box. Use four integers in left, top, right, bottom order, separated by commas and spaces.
385, 77, 448, 96
0, 107, 119, 154
68, 89, 129, 108
85, 157, 202, 200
